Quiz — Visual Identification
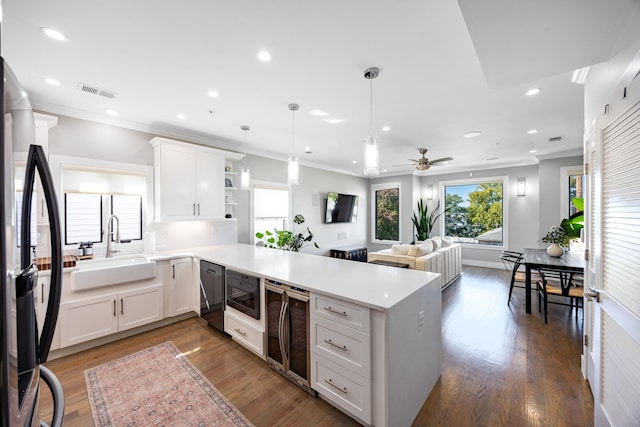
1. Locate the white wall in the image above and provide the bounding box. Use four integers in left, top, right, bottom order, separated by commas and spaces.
231, 154, 369, 255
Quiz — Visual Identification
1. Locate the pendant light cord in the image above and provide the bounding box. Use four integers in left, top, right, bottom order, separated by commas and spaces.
292, 108, 295, 156
370, 77, 373, 135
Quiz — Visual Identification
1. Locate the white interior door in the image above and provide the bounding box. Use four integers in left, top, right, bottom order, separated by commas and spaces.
588, 74, 640, 426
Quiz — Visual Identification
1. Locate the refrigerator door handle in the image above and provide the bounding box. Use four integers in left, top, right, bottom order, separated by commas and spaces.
22, 145, 63, 364
39, 365, 65, 427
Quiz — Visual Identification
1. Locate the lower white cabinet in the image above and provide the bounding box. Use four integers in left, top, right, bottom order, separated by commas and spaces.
167, 257, 194, 317
59, 284, 163, 348
225, 310, 265, 358
310, 293, 371, 424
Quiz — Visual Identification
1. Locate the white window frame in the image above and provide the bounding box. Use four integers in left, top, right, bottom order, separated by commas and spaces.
250, 180, 291, 245
560, 165, 584, 220
440, 175, 508, 250
371, 181, 402, 245
49, 155, 153, 252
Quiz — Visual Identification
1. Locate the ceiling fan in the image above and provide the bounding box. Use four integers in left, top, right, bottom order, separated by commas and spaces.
393, 148, 453, 171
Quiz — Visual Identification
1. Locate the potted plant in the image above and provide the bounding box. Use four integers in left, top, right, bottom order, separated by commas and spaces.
540, 225, 570, 257
411, 199, 448, 241
255, 214, 319, 252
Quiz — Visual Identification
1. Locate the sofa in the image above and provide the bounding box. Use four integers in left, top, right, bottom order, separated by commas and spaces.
367, 236, 462, 290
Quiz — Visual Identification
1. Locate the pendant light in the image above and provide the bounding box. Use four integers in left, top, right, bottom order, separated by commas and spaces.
287, 103, 300, 185
363, 67, 380, 176
240, 125, 250, 191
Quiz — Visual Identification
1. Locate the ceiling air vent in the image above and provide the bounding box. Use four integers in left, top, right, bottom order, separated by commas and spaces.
78, 83, 118, 99
548, 136, 564, 143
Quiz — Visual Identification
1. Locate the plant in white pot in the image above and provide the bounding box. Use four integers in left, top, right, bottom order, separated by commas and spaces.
540, 226, 570, 257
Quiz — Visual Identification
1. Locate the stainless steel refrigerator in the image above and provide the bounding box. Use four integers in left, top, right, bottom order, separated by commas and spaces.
1, 58, 65, 426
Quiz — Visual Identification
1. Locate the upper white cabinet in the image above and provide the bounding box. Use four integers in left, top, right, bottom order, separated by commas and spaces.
150, 138, 243, 221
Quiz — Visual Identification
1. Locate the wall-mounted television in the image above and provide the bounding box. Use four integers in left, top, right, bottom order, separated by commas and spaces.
325, 192, 358, 223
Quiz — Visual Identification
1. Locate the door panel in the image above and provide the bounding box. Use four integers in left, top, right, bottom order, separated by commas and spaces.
590, 74, 640, 426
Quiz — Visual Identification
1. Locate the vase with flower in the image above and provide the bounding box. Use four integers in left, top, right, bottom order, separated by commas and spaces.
540, 226, 570, 257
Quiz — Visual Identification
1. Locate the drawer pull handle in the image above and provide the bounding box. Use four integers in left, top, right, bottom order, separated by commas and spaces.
324, 339, 347, 351
325, 378, 348, 394
323, 306, 347, 317
234, 328, 247, 337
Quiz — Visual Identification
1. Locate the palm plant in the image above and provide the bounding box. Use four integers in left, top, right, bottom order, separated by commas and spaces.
411, 199, 449, 241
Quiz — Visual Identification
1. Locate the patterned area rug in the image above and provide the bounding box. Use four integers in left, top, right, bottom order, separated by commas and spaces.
84, 341, 253, 427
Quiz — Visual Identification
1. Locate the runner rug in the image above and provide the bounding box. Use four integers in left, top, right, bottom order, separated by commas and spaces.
84, 341, 253, 426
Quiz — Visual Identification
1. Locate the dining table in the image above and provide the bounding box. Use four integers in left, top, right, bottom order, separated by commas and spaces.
523, 248, 586, 313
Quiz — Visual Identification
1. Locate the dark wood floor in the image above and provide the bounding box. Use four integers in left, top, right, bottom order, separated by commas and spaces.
38, 266, 594, 426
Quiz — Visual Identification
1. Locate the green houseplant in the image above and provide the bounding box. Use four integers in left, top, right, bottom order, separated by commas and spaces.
255, 214, 319, 252
560, 197, 584, 239
411, 199, 449, 241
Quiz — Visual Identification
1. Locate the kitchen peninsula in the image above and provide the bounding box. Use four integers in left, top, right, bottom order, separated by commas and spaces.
193, 243, 442, 427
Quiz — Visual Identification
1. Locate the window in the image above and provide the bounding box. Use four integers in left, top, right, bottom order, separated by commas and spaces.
568, 173, 585, 216
371, 182, 400, 243
60, 164, 147, 246
443, 177, 506, 247
253, 184, 290, 244
561, 165, 584, 218
64, 193, 142, 245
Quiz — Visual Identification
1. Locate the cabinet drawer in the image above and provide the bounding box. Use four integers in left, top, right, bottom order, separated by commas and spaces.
225, 311, 265, 358
311, 315, 370, 378
310, 294, 370, 332
311, 354, 371, 425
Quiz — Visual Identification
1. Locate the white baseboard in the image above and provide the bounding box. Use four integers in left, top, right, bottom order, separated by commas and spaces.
462, 259, 504, 270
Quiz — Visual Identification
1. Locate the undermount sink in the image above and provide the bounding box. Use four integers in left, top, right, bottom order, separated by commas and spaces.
70, 255, 156, 291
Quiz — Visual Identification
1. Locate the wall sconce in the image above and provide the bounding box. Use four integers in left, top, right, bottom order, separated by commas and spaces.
426, 184, 434, 200
517, 177, 526, 197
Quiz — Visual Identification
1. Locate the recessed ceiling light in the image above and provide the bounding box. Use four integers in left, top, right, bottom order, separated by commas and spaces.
525, 88, 541, 96
352, 160, 357, 164
177, 114, 186, 120
529, 149, 537, 154
257, 51, 271, 62
528, 129, 538, 134
382, 169, 388, 173
207, 90, 219, 98
309, 110, 329, 116
382, 126, 391, 132
463, 131, 482, 138
105, 109, 119, 116
44, 78, 61, 86
41, 27, 66, 41
324, 118, 344, 124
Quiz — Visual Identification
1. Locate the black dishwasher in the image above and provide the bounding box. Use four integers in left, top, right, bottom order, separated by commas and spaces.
200, 261, 226, 333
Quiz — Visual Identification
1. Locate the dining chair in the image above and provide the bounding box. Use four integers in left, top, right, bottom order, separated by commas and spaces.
536, 269, 584, 323
501, 251, 540, 305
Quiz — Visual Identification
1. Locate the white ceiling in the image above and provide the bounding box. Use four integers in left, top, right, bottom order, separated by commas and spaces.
3, 0, 639, 177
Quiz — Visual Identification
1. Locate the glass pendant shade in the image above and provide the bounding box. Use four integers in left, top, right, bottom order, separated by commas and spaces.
288, 156, 299, 185
240, 166, 250, 191
364, 136, 379, 176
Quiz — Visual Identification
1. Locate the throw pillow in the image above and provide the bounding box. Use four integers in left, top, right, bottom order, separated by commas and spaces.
430, 236, 442, 250
441, 236, 453, 247
391, 244, 412, 255
413, 241, 434, 256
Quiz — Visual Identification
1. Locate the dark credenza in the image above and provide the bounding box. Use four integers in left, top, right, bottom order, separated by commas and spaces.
329, 245, 368, 262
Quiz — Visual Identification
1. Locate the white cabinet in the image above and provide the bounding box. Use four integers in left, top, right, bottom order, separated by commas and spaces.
310, 293, 372, 424
225, 309, 265, 358
34, 273, 60, 351
59, 284, 163, 348
166, 257, 194, 317
150, 137, 230, 221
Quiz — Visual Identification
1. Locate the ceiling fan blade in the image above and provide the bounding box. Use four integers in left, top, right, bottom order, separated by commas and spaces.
408, 159, 419, 162
429, 156, 453, 164
392, 163, 415, 167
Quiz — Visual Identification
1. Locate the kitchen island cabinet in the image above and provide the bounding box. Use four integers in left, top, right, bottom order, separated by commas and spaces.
193, 243, 442, 427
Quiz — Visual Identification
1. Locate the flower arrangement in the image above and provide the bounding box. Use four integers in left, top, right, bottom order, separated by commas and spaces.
540, 226, 571, 248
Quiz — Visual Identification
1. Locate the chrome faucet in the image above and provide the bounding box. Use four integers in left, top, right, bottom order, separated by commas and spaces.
106, 214, 121, 257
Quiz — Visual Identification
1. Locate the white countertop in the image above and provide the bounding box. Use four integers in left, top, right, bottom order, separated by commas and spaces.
191, 244, 441, 311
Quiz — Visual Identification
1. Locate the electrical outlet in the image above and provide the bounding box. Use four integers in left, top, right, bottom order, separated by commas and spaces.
418, 310, 425, 331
